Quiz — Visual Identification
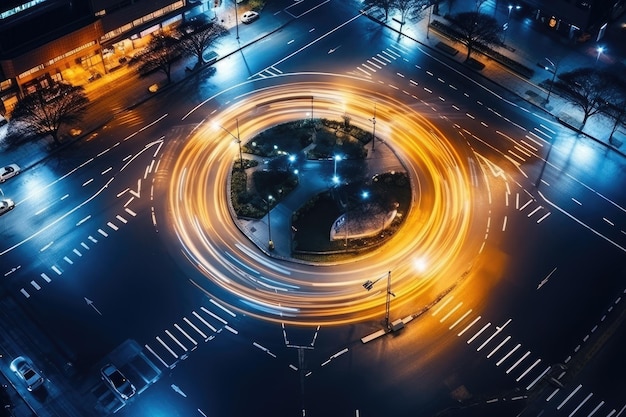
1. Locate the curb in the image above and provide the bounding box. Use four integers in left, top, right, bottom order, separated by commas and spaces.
361, 8, 626, 160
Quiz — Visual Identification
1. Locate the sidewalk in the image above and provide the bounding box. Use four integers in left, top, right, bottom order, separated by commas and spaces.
363, 0, 626, 155
2, 0, 626, 263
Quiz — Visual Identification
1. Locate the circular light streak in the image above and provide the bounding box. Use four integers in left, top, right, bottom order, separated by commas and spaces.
165, 75, 482, 326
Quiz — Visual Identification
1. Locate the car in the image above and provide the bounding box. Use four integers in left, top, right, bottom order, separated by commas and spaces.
0, 164, 20, 182
9, 356, 44, 392
101, 364, 136, 400
0, 199, 14, 216
241, 11, 259, 23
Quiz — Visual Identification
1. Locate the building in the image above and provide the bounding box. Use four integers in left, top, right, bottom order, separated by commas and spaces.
0, 0, 214, 115
518, 0, 625, 41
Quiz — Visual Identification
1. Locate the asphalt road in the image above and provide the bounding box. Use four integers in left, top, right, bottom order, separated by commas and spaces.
0, 0, 624, 416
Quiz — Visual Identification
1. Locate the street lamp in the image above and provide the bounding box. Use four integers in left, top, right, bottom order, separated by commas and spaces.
332, 154, 342, 184
543, 57, 559, 104
596, 46, 604, 65
369, 103, 377, 153
363, 271, 394, 330
263, 195, 274, 250
215, 119, 244, 171
426, 2, 433, 39
234, 0, 240, 40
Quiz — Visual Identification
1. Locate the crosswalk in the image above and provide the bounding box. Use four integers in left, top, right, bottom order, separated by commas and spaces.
143, 299, 238, 370
20, 208, 138, 298
432, 295, 623, 416
349, 44, 409, 78
249, 65, 284, 80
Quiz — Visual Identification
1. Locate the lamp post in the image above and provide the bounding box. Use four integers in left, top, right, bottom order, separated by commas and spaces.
544, 57, 558, 104
363, 271, 394, 330
369, 103, 377, 153
215, 119, 244, 171
426, 3, 433, 39
333, 154, 342, 184
263, 195, 274, 250
234, 0, 239, 40
596, 46, 604, 65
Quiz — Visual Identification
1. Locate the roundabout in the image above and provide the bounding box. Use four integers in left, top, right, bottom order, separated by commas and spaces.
162, 74, 490, 326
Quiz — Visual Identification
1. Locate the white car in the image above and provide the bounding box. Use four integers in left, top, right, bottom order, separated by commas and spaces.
101, 364, 136, 400
0, 198, 14, 216
241, 11, 259, 23
0, 164, 20, 182
10, 356, 44, 392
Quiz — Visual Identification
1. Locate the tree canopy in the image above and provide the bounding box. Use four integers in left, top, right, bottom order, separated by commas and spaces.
8, 82, 89, 146
128, 32, 182, 83
176, 20, 227, 68
449, 11, 502, 61
554, 68, 620, 128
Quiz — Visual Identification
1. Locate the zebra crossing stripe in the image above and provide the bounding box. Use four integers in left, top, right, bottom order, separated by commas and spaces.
31, 281, 41, 290
165, 330, 188, 352
145, 344, 170, 368
156, 336, 178, 358
192, 311, 217, 333
183, 317, 208, 341
20, 289, 30, 298
41, 273, 51, 283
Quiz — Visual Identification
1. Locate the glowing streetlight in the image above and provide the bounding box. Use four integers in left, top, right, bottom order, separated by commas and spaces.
263, 195, 274, 250
333, 154, 342, 184
596, 46, 604, 65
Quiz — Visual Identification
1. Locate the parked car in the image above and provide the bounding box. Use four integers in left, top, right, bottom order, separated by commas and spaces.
101, 364, 136, 400
0, 199, 14, 216
9, 356, 44, 392
241, 11, 259, 23
0, 164, 20, 182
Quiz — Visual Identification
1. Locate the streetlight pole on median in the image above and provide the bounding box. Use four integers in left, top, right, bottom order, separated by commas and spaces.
215, 119, 244, 171
263, 195, 274, 250
369, 103, 377, 153
363, 271, 395, 330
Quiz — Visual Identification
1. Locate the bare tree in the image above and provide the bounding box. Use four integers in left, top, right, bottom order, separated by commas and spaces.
392, 0, 429, 24
177, 20, 227, 68
601, 71, 626, 143
554, 68, 616, 128
450, 11, 502, 61
8, 82, 89, 146
128, 32, 181, 83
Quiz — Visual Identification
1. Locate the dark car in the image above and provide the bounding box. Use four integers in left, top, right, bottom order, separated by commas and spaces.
101, 364, 135, 400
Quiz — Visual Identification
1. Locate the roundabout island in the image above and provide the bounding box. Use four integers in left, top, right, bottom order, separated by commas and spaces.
163, 75, 492, 327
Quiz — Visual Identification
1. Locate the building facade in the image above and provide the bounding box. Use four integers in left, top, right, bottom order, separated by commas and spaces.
0, 0, 213, 115
519, 0, 624, 41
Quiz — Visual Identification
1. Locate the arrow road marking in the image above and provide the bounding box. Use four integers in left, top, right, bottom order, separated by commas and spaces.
129, 179, 141, 198
171, 384, 187, 397
84, 297, 102, 315
537, 267, 557, 290
328, 45, 342, 54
